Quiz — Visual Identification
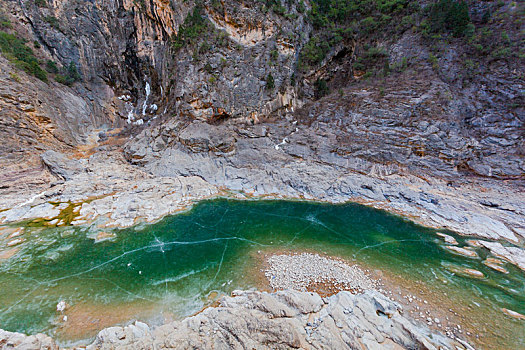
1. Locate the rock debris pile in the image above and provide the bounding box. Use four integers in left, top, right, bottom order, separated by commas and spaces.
265, 253, 377, 292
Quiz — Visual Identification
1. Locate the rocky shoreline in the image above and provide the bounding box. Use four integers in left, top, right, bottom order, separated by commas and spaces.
1, 40, 524, 273
258, 251, 504, 348
0, 120, 523, 349
0, 288, 475, 350
1, 249, 482, 349
1, 127, 523, 272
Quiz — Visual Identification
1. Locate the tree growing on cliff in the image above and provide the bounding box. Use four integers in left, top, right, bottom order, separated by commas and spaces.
45, 60, 58, 73
266, 73, 275, 90
171, 4, 207, 51
314, 78, 329, 99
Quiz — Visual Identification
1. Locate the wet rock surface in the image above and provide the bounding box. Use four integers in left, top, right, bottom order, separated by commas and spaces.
475, 240, 525, 272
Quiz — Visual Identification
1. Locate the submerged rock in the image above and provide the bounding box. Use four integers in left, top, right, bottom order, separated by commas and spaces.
443, 246, 478, 258
501, 308, 525, 321
443, 263, 485, 279
482, 258, 509, 274
94, 231, 117, 242
476, 241, 525, 272
0, 247, 19, 261
436, 232, 458, 245
6, 238, 24, 247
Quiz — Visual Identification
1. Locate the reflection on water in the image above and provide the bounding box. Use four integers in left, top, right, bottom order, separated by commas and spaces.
0, 199, 523, 347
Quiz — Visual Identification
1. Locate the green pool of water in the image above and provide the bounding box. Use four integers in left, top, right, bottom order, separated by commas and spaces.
0, 199, 524, 347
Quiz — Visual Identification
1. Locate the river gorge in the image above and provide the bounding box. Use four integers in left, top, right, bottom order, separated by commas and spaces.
1, 0, 524, 348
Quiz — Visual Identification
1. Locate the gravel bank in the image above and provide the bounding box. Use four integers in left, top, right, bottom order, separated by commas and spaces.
265, 253, 377, 293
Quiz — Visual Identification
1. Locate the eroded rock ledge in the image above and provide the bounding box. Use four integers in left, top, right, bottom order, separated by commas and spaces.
0, 290, 472, 350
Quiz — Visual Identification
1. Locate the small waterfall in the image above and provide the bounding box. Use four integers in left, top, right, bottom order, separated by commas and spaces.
142, 81, 151, 116
126, 108, 134, 124
123, 79, 153, 125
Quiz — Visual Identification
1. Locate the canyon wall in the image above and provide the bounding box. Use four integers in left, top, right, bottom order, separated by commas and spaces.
0, 0, 523, 228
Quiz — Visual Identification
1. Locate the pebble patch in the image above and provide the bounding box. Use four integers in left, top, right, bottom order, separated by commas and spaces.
265, 253, 376, 292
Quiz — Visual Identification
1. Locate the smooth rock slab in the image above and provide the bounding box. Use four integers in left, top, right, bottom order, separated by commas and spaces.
0, 329, 57, 350
482, 258, 509, 274
0, 247, 19, 261
83, 290, 468, 350
501, 308, 525, 321
0, 290, 470, 349
41, 150, 85, 181
6, 238, 24, 247
436, 232, 458, 245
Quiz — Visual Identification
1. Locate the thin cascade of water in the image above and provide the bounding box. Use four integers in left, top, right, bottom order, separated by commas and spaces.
142, 81, 151, 116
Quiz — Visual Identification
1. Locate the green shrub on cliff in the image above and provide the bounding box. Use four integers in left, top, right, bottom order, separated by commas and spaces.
54, 62, 81, 86
9, 71, 21, 82
43, 16, 60, 30
34, 0, 48, 7
66, 62, 81, 81
314, 78, 329, 99
0, 31, 47, 82
172, 5, 208, 51
352, 46, 389, 75
298, 36, 329, 72
171, 2, 231, 60
0, 13, 12, 29
427, 0, 471, 37
298, 0, 417, 73
45, 59, 58, 73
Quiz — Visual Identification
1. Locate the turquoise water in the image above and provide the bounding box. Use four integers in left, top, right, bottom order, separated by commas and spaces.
0, 199, 523, 347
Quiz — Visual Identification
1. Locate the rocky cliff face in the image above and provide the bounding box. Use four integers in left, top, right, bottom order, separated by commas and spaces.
10, 0, 310, 121
0, 0, 312, 198
1, 0, 522, 173
0, 0, 524, 218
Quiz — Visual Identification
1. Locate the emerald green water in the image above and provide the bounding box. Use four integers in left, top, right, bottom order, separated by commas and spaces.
0, 199, 524, 347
